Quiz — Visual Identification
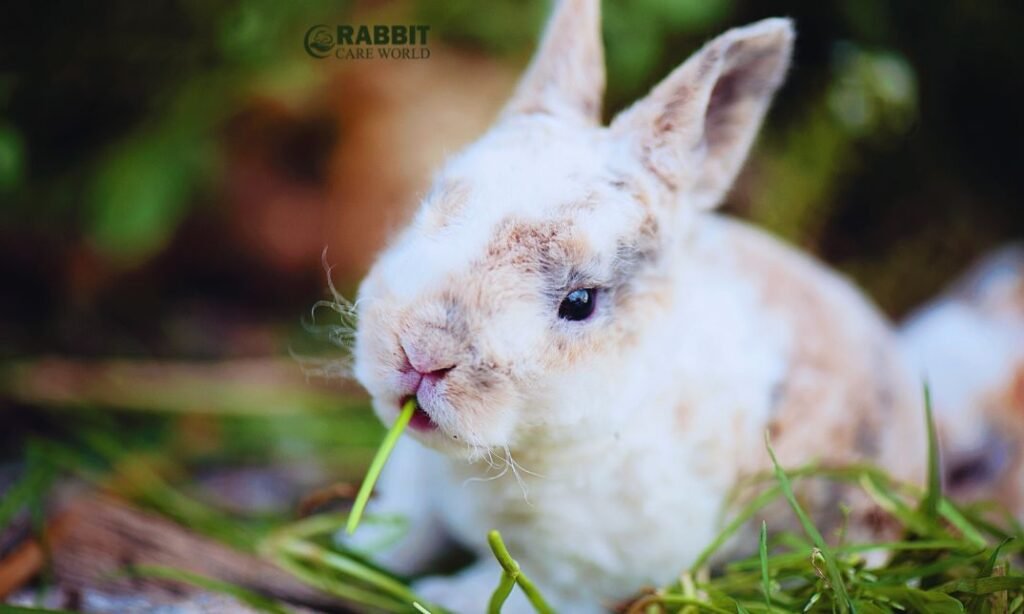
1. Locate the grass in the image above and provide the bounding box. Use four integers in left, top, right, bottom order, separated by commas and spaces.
5, 383, 1024, 613
346, 398, 416, 535
251, 385, 1024, 612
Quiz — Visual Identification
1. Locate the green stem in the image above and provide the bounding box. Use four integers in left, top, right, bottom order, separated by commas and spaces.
487, 530, 555, 614
488, 573, 517, 614
271, 550, 407, 611
759, 520, 772, 612
277, 538, 416, 603
346, 398, 416, 535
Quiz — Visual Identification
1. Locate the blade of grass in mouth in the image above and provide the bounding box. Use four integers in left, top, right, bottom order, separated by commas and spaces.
346, 398, 417, 535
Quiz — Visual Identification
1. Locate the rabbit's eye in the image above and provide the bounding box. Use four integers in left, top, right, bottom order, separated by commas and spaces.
558, 288, 597, 321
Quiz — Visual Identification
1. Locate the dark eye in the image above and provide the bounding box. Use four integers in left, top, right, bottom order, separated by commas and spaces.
558, 288, 597, 321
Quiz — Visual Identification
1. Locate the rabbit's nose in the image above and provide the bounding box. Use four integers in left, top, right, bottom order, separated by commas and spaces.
401, 341, 457, 380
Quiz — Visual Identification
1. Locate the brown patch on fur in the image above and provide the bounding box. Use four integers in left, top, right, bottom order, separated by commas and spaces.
725, 222, 920, 487
653, 86, 694, 138
473, 211, 668, 372
639, 144, 679, 192
1013, 368, 1024, 413
485, 217, 588, 274
716, 221, 925, 545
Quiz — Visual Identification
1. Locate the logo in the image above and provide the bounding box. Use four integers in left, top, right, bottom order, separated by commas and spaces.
303, 25, 431, 60
304, 25, 335, 59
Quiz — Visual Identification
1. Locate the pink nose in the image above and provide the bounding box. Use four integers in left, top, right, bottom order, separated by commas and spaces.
401, 343, 456, 380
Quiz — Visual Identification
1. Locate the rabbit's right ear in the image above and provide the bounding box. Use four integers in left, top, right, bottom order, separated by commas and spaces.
611, 19, 794, 211
501, 0, 605, 124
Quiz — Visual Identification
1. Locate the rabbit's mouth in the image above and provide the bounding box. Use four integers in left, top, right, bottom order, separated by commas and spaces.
401, 395, 438, 432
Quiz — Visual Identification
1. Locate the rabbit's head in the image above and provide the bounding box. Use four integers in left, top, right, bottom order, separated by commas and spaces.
353, 0, 794, 457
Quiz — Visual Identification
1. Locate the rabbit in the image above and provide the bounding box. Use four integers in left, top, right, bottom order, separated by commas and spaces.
900, 244, 1024, 514
346, 0, 927, 611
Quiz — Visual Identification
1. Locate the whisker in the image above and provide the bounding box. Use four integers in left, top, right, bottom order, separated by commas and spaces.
504, 445, 532, 504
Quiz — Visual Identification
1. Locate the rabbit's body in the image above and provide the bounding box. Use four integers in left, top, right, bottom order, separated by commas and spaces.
347, 1, 925, 610
900, 245, 1024, 514
355, 213, 924, 611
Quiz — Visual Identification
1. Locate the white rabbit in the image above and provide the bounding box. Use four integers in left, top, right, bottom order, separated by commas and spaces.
348, 0, 926, 610
900, 245, 1024, 513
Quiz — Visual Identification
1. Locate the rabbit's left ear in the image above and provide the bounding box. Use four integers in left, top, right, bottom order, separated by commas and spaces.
502, 0, 605, 124
611, 18, 794, 210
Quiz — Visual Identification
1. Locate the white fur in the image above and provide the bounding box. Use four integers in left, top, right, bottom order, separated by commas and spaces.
359, 220, 795, 611
900, 246, 1024, 461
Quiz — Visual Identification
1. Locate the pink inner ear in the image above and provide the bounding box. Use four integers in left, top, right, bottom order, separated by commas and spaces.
703, 40, 788, 156
704, 70, 744, 156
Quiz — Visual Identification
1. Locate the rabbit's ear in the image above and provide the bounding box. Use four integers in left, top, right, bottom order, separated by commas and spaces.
611, 18, 793, 210
502, 0, 605, 124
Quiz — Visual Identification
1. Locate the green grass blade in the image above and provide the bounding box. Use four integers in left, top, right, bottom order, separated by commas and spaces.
625, 595, 735, 613
867, 586, 964, 613
693, 485, 782, 571
937, 576, 1024, 595
271, 549, 409, 611
981, 538, 1014, 577
0, 442, 55, 532
858, 473, 933, 537
131, 565, 295, 614
276, 538, 417, 603
765, 432, 853, 613
938, 499, 989, 549
346, 398, 416, 535
966, 537, 1014, 611
921, 382, 942, 522
760, 520, 772, 612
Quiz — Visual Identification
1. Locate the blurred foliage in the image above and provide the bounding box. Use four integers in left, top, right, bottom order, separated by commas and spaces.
0, 0, 1021, 359
1, 0, 342, 264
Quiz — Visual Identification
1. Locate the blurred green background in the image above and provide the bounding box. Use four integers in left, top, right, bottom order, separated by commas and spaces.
0, 0, 1023, 605
2, 0, 1022, 360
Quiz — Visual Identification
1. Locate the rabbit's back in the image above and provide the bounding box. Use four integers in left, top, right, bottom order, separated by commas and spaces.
689, 215, 926, 486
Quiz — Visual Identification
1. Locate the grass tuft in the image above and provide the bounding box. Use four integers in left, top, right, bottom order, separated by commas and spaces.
8, 383, 1024, 613
765, 432, 853, 612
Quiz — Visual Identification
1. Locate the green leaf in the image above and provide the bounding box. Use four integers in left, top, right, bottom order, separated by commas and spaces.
87, 131, 209, 263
